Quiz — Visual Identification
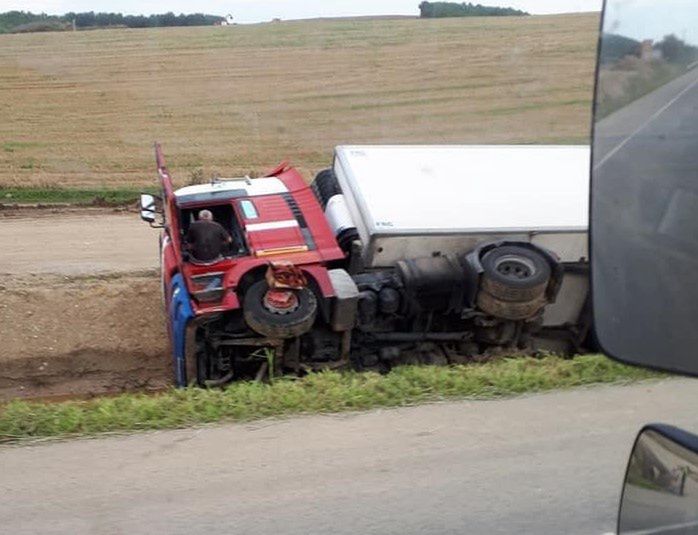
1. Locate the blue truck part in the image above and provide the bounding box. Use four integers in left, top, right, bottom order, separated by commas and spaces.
169, 273, 194, 387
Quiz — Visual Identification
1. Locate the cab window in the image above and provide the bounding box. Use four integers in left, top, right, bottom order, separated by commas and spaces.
240, 200, 259, 220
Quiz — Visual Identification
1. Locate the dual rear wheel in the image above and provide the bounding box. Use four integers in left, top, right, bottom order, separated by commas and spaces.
476, 246, 552, 321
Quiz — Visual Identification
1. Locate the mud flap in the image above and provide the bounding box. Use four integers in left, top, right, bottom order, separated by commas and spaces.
169, 274, 194, 387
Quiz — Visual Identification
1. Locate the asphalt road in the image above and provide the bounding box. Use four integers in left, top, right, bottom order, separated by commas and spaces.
593, 62, 698, 370
594, 64, 698, 167
1, 378, 697, 535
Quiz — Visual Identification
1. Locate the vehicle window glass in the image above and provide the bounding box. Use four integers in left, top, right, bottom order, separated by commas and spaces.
240, 200, 259, 220
592, 0, 698, 374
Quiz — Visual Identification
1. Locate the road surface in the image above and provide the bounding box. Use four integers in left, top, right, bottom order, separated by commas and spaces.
0, 211, 157, 275
593, 62, 698, 371
1, 378, 697, 535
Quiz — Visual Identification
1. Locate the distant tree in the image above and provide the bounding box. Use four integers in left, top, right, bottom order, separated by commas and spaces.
0, 9, 225, 33
0, 10, 57, 33
128, 15, 149, 28
418, 2, 528, 18
599, 33, 642, 65
11, 20, 69, 33
657, 34, 697, 64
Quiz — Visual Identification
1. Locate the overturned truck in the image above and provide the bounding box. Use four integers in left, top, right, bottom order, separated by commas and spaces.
140, 144, 591, 386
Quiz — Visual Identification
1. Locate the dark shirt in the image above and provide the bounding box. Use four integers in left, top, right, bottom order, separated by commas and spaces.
186, 220, 231, 262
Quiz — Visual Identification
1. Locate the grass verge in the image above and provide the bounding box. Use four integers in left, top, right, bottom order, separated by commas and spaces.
0, 187, 156, 206
0, 355, 661, 444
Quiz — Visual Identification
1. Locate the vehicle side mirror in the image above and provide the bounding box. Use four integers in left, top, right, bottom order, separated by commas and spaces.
591, 0, 698, 375
140, 193, 163, 226
619, 425, 698, 534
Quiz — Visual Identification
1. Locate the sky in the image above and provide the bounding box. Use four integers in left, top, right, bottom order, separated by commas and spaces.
604, 0, 698, 45
0, 0, 602, 22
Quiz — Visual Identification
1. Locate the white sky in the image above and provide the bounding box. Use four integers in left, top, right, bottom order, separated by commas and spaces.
0, 0, 602, 22
605, 0, 698, 44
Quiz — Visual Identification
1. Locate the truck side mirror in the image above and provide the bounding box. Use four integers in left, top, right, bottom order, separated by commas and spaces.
140, 193, 163, 226
618, 425, 698, 534
590, 0, 698, 375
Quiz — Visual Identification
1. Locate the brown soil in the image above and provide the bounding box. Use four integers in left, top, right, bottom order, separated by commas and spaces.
0, 212, 168, 400
0, 349, 170, 401
0, 271, 169, 401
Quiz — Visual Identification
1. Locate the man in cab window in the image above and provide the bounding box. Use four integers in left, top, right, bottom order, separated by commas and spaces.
185, 209, 232, 262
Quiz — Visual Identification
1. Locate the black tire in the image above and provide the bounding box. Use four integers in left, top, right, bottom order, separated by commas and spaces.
480, 246, 551, 302
311, 169, 341, 210
243, 280, 318, 339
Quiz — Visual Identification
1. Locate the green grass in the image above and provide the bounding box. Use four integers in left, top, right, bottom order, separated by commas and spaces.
0, 186, 157, 205
2, 141, 42, 152
0, 355, 661, 443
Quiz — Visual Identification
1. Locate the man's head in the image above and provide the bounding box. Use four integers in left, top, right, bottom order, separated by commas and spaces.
199, 209, 213, 222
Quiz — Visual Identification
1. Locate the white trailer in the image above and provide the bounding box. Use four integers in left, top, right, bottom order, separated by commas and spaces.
316, 145, 591, 352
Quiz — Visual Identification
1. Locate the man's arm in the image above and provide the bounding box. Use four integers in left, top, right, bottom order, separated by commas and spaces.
184, 224, 198, 251
217, 224, 233, 244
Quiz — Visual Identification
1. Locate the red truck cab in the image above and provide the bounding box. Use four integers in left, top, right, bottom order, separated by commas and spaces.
143, 144, 345, 386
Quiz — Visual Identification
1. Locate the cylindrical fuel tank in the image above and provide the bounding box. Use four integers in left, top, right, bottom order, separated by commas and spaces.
395, 255, 466, 314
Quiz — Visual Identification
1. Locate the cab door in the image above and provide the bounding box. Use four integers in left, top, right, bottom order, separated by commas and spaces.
155, 143, 183, 261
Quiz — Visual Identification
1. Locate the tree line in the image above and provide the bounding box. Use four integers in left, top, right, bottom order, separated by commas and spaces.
418, 2, 529, 18
601, 33, 697, 66
65, 11, 224, 29
0, 10, 225, 33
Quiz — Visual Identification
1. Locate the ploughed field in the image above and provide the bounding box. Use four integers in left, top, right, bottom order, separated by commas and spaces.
0, 13, 597, 189
0, 14, 598, 400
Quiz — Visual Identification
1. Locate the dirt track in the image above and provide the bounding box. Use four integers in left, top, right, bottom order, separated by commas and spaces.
0, 212, 169, 400
0, 210, 157, 275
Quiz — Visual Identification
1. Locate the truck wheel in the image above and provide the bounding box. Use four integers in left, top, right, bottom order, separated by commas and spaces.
311, 169, 341, 210
243, 280, 318, 339
477, 291, 547, 321
480, 246, 551, 302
